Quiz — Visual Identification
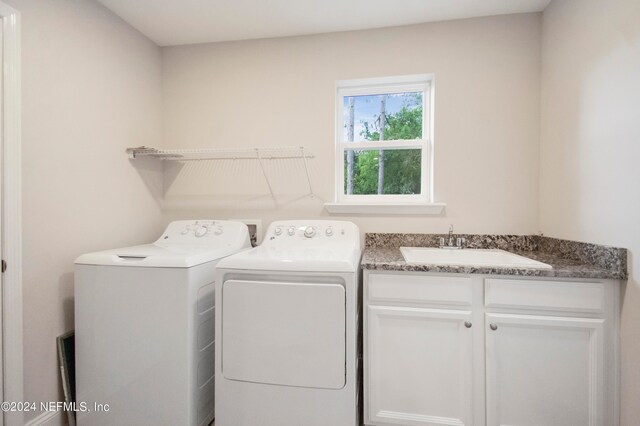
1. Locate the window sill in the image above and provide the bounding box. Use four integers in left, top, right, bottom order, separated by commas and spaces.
323, 202, 446, 215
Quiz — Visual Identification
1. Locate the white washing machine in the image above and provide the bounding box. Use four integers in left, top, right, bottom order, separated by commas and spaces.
215, 220, 362, 426
75, 220, 251, 426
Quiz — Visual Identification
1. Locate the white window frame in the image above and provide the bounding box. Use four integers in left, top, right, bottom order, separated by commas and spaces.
326, 74, 444, 215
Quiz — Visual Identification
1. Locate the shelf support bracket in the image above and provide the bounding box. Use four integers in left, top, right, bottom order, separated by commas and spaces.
256, 148, 277, 202
300, 146, 314, 198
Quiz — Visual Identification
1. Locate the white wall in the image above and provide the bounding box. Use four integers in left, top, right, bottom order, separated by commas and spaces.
161, 13, 542, 236
539, 0, 640, 424
4, 0, 164, 422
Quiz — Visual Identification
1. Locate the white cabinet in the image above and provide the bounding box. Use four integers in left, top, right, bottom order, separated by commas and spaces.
485, 313, 605, 426
367, 306, 473, 426
363, 272, 619, 426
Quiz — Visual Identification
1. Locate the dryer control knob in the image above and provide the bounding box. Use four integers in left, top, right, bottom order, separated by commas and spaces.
304, 226, 316, 238
274, 227, 283, 236
181, 227, 190, 235
325, 227, 333, 236
288, 226, 296, 236
195, 226, 208, 237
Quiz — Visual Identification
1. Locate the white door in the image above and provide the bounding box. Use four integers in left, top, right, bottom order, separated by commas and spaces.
0, 3, 20, 425
0, 19, 4, 425
222, 279, 346, 389
366, 306, 474, 426
485, 313, 605, 426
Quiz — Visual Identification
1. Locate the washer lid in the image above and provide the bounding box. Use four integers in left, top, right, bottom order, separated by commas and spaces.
215, 245, 361, 272
75, 220, 251, 268
75, 244, 250, 268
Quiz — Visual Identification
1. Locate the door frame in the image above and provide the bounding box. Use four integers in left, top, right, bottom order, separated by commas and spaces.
0, 2, 22, 426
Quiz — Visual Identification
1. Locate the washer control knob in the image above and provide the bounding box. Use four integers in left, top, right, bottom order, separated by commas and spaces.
288, 226, 296, 236
181, 227, 190, 235
304, 226, 316, 238
325, 227, 333, 236
274, 226, 283, 236
215, 228, 223, 235
194, 226, 208, 238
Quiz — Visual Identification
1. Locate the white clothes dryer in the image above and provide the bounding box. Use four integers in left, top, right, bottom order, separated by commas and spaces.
215, 220, 361, 426
75, 220, 251, 426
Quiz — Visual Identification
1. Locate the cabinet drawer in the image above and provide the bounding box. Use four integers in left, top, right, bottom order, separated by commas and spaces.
367, 273, 473, 306
485, 278, 605, 313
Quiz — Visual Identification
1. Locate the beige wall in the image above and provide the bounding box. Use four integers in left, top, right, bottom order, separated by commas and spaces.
161, 13, 542, 236
4, 0, 164, 422
13, 1, 639, 423
540, 0, 640, 424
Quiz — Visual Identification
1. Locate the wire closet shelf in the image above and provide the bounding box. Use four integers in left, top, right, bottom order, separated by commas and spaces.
125, 146, 315, 199
126, 146, 314, 161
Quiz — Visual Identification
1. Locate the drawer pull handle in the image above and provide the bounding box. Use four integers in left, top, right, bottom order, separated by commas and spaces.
464, 321, 472, 328
489, 323, 498, 331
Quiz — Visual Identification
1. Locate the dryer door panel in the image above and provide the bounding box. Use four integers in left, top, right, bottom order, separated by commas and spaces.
222, 279, 346, 389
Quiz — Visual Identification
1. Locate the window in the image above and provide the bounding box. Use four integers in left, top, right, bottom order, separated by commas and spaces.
327, 74, 442, 214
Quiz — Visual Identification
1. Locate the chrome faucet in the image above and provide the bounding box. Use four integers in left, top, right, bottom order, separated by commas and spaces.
440, 224, 465, 249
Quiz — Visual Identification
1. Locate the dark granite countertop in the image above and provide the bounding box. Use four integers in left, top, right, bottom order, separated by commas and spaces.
361, 234, 627, 280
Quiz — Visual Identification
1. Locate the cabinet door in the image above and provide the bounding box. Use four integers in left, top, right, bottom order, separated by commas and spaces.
485, 313, 604, 426
366, 306, 473, 426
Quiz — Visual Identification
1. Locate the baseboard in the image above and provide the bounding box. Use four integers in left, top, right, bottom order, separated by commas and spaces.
24, 410, 66, 426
